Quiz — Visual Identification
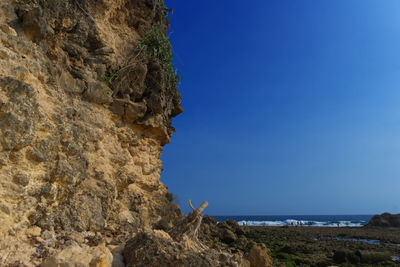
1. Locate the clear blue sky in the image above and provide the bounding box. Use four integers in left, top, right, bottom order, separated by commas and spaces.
161, 0, 400, 215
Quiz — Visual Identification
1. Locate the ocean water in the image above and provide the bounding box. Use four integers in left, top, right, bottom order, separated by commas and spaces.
212, 215, 373, 227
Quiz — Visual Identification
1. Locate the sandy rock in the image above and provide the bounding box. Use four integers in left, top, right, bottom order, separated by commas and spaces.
67, 232, 85, 244
0, 151, 8, 166
26, 226, 41, 237
0, 24, 17, 36
41, 230, 55, 240
85, 81, 113, 104
247, 244, 273, 267
110, 99, 147, 123
124, 101, 147, 122
0, 201, 11, 214
41, 230, 57, 248
58, 71, 85, 94
41, 244, 113, 267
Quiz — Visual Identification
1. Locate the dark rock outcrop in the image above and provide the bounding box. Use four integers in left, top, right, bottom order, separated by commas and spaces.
366, 213, 400, 227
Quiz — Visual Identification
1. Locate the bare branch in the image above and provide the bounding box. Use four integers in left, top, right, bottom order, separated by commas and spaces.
188, 200, 195, 212
196, 201, 208, 214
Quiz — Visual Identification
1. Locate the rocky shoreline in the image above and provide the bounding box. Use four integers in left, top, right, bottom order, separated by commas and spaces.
242, 225, 400, 266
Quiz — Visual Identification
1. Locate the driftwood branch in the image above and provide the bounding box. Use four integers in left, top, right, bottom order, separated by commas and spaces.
169, 200, 209, 249
188, 200, 195, 212
188, 200, 208, 214
196, 201, 208, 214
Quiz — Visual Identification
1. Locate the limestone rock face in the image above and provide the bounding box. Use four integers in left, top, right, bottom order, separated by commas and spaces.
0, 0, 181, 265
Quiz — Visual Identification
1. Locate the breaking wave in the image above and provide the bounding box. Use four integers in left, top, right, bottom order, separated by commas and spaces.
236, 219, 365, 227
212, 215, 373, 227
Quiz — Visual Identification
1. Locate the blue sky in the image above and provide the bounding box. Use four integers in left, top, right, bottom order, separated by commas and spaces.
162, 0, 400, 215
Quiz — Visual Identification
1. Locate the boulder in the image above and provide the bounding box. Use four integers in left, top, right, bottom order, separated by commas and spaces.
41, 244, 113, 267
246, 244, 273, 267
366, 212, 400, 227
221, 228, 237, 244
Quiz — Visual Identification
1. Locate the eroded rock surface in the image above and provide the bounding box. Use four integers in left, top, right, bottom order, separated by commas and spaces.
0, 0, 181, 265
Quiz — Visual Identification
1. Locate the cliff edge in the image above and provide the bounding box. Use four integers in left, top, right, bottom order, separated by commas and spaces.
0, 1, 272, 266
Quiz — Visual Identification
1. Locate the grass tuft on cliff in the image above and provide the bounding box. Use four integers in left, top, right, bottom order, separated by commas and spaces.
138, 26, 181, 92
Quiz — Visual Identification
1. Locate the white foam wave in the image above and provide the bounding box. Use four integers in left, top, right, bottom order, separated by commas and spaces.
237, 219, 364, 227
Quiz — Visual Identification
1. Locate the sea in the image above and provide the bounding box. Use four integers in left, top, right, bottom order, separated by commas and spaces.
212, 215, 373, 227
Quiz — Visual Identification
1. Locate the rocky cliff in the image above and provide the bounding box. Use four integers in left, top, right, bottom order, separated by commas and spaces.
0, 1, 272, 266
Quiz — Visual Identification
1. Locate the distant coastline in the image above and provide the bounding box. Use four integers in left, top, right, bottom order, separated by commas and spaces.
212, 214, 373, 227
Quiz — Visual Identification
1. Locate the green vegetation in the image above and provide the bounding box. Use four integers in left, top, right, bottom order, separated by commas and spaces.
99, 1, 179, 95
333, 250, 394, 265
155, 0, 173, 21
333, 250, 360, 264
360, 252, 393, 265
138, 26, 181, 92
